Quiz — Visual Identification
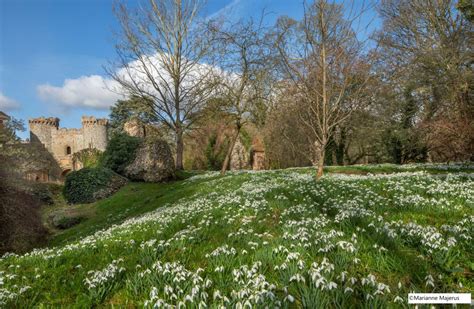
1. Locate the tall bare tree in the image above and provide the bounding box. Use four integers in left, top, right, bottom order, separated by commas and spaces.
209, 17, 271, 175
274, 0, 373, 179
107, 0, 216, 170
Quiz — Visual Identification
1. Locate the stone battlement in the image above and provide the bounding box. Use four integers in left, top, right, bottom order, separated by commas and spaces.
29, 117, 60, 127
81, 116, 108, 126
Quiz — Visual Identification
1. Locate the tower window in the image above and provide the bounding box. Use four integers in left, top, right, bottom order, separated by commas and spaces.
66, 146, 71, 155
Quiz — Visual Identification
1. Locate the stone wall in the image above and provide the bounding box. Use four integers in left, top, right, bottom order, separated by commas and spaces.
3, 143, 63, 183
124, 118, 146, 138
252, 151, 265, 170
229, 135, 267, 171
230, 139, 250, 170
50, 128, 83, 171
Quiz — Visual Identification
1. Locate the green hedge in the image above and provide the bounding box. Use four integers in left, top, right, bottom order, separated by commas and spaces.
63, 167, 118, 204
100, 133, 141, 174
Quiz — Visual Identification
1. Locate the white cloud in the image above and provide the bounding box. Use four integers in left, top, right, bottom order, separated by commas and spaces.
0, 92, 20, 111
37, 75, 124, 110
35, 53, 221, 112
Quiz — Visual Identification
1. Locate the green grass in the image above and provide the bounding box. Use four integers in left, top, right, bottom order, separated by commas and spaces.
0, 164, 472, 308
44, 170, 202, 246
324, 162, 474, 175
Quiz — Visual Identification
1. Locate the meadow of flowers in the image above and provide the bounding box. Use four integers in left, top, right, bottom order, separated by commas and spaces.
0, 166, 472, 307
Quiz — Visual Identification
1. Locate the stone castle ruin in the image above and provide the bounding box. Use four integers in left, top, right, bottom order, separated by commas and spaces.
230, 136, 266, 171
29, 116, 108, 179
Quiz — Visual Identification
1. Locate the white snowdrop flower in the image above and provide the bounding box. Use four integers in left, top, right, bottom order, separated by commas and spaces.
344, 287, 353, 293
150, 287, 158, 299
394, 296, 404, 303
425, 274, 435, 288
289, 274, 306, 283
340, 271, 347, 282
213, 290, 222, 300
297, 259, 305, 269
164, 285, 173, 296
398, 282, 402, 289
314, 277, 326, 288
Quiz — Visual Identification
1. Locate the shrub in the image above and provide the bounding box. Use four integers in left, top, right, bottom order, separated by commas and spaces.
30, 183, 62, 205
63, 167, 127, 204
73, 148, 103, 168
100, 133, 141, 174
53, 216, 85, 230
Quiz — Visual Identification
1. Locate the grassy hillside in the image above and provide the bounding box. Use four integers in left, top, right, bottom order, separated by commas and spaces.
0, 165, 473, 307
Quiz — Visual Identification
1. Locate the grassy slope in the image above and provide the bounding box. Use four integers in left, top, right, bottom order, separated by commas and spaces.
0, 166, 473, 308
45, 164, 472, 247
50, 179, 201, 247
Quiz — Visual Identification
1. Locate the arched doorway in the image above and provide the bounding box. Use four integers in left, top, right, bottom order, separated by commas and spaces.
61, 169, 71, 180
66, 146, 72, 155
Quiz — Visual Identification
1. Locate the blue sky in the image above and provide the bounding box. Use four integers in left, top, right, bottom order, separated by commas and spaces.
0, 0, 378, 139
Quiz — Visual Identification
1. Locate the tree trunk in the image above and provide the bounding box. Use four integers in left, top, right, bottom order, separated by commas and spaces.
316, 144, 325, 180
318, 6, 327, 181
175, 128, 184, 170
221, 126, 241, 175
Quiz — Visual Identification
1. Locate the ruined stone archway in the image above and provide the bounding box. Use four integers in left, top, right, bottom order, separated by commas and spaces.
61, 169, 71, 179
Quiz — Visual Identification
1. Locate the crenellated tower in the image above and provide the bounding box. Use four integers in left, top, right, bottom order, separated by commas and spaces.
81, 116, 108, 151
29, 117, 59, 151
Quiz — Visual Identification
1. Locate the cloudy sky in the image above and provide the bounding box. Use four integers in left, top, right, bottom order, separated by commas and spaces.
0, 0, 377, 139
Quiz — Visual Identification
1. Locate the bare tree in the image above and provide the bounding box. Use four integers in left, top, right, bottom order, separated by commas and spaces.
209, 17, 271, 175
107, 0, 216, 170
274, 0, 373, 179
